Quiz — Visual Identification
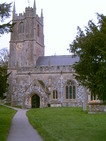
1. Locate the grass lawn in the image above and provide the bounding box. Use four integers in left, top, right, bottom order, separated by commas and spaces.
27, 107, 106, 141
0, 105, 16, 141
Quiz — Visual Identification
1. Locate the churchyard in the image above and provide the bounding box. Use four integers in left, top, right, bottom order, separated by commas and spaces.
27, 107, 106, 141
0, 105, 106, 141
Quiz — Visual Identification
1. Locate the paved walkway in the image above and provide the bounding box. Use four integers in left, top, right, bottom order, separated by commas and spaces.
6, 106, 43, 141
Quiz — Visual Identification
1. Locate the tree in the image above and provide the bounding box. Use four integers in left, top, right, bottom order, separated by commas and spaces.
0, 67, 9, 99
0, 48, 8, 66
0, 2, 13, 98
0, 48, 9, 99
69, 13, 106, 101
0, 2, 13, 35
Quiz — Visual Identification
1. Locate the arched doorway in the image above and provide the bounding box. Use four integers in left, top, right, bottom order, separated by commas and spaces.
32, 94, 40, 108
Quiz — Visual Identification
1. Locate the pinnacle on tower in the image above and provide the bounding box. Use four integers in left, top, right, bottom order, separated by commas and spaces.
27, 0, 30, 7
33, 0, 36, 9
41, 9, 43, 18
41, 9, 43, 23
33, 0, 36, 16
12, 1, 16, 19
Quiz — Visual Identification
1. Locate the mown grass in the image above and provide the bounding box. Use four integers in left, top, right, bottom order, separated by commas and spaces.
5, 103, 22, 109
0, 105, 16, 141
27, 107, 106, 141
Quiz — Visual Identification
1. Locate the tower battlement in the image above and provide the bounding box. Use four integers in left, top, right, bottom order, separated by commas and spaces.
13, 6, 43, 25
25, 6, 33, 11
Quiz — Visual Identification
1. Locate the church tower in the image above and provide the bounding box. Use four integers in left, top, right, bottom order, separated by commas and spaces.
8, 0, 44, 68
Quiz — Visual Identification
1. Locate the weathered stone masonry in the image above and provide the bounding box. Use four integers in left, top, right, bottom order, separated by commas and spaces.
7, 0, 88, 108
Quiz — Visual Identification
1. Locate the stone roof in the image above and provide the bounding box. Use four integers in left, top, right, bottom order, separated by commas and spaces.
36, 55, 79, 67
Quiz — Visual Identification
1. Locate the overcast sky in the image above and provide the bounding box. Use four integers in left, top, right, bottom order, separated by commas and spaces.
0, 0, 106, 56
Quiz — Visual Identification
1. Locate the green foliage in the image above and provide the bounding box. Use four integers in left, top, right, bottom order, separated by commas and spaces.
0, 2, 11, 20
0, 105, 16, 141
0, 48, 9, 99
69, 13, 106, 101
27, 107, 106, 141
0, 2, 13, 35
0, 2, 13, 98
0, 69, 10, 99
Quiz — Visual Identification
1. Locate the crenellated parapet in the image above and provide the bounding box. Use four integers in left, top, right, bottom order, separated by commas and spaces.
13, 4, 43, 24
16, 65, 75, 74
13, 12, 43, 25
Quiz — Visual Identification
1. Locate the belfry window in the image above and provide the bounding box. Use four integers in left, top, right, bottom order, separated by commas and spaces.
19, 22, 24, 33
66, 80, 76, 99
37, 24, 40, 37
53, 90, 58, 99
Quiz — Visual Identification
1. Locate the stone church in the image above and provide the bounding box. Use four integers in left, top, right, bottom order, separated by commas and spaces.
7, 0, 88, 108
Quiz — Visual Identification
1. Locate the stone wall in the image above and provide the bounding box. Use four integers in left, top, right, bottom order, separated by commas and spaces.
89, 102, 106, 113
7, 65, 88, 108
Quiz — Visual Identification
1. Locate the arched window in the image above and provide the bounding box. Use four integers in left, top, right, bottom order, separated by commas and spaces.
19, 22, 24, 33
66, 80, 76, 99
37, 24, 40, 37
53, 90, 58, 99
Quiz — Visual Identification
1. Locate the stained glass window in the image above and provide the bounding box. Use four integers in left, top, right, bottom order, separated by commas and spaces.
66, 81, 76, 99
